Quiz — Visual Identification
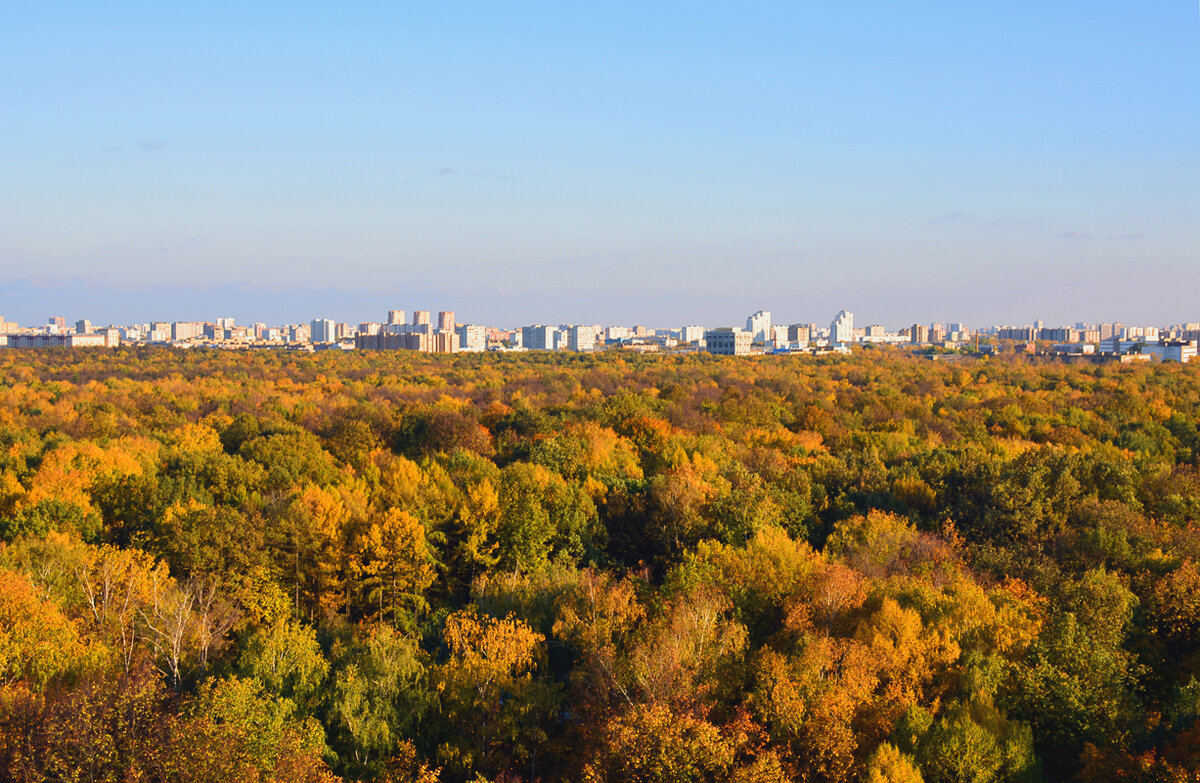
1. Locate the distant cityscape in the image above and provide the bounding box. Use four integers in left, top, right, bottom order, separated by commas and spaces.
1, 308, 1198, 364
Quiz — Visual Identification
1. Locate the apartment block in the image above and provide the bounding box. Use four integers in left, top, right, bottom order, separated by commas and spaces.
704, 327, 752, 355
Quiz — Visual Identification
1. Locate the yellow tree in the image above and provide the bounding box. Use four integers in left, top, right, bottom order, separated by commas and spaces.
358, 508, 436, 627
629, 585, 747, 710
0, 568, 94, 688
435, 608, 557, 777
553, 568, 645, 713
864, 742, 924, 783
75, 543, 168, 675
581, 703, 735, 783
449, 479, 501, 594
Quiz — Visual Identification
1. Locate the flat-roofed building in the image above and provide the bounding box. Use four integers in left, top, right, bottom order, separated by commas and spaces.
704, 327, 752, 356
413, 310, 431, 326
432, 330, 458, 353
7, 331, 119, 348
457, 324, 487, 352
387, 310, 406, 325
1038, 327, 1079, 342
788, 324, 811, 344
1142, 341, 1198, 363
356, 329, 457, 353
438, 311, 455, 331
567, 325, 596, 352
172, 322, 202, 341
522, 325, 558, 351
357, 332, 429, 351
310, 318, 337, 343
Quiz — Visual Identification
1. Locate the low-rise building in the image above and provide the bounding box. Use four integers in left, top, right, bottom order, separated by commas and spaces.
1141, 341, 1198, 363
5, 330, 120, 348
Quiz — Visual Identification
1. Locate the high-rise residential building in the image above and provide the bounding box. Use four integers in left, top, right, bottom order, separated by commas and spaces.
438, 311, 455, 331
997, 326, 1036, 341
387, 310, 406, 325
359, 322, 381, 336
172, 322, 201, 341
310, 318, 337, 343
48, 316, 66, 329
522, 325, 558, 351
746, 310, 772, 343
910, 324, 930, 344
456, 324, 487, 352
432, 330, 458, 353
788, 324, 811, 344
567, 325, 596, 352
705, 327, 752, 356
1038, 327, 1079, 342
413, 311, 431, 326
215, 317, 236, 329
830, 310, 854, 345
75, 319, 92, 334
679, 326, 705, 344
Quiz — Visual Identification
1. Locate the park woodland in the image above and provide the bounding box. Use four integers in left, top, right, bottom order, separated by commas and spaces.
2, 347, 1200, 782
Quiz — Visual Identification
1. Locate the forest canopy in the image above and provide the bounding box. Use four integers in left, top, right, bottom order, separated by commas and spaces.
2, 346, 1200, 782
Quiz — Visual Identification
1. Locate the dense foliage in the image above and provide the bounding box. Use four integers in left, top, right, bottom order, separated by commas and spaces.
2, 346, 1200, 782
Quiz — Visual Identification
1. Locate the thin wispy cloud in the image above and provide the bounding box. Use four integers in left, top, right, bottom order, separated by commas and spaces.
139, 140, 166, 151
1057, 231, 1147, 241
928, 212, 975, 224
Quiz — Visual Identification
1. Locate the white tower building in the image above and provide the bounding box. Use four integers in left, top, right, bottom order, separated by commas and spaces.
746, 310, 772, 343
830, 309, 854, 346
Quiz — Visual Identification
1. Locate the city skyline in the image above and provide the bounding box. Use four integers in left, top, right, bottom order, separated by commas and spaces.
4, 300, 1195, 339
4, 2, 1198, 325
2, 277, 1198, 334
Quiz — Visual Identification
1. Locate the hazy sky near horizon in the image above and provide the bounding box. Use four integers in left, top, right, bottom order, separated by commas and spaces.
3, 1, 1198, 328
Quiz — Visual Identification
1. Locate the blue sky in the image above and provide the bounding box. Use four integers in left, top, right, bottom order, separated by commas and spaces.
2, 1, 1197, 328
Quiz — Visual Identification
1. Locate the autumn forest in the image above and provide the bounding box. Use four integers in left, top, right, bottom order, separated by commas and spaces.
2, 347, 1200, 782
